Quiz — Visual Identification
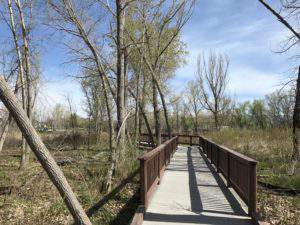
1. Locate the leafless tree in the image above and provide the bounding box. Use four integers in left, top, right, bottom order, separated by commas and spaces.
185, 80, 202, 133
0, 0, 26, 153
116, 0, 127, 153
47, 0, 117, 192
197, 52, 231, 129
14, 0, 34, 169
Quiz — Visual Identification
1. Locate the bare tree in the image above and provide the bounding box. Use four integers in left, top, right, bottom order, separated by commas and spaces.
14, 0, 34, 169
197, 52, 230, 129
258, 0, 299, 174
47, 0, 117, 192
116, 0, 126, 153
0, 0, 26, 153
185, 80, 202, 133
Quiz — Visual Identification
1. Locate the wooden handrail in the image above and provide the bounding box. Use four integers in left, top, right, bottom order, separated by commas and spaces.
202, 137, 258, 164
138, 138, 175, 161
138, 136, 178, 209
200, 136, 258, 217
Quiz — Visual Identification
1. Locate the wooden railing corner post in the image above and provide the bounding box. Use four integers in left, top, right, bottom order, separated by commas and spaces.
248, 162, 257, 216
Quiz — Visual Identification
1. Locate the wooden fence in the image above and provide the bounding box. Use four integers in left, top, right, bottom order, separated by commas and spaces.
138, 136, 178, 209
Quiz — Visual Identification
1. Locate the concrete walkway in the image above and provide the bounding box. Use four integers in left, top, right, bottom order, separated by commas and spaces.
143, 146, 253, 225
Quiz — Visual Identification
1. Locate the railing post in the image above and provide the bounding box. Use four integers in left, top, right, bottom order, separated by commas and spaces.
248, 162, 257, 216
189, 136, 192, 146
140, 159, 148, 208
216, 146, 220, 172
226, 152, 231, 187
157, 152, 161, 185
209, 142, 212, 160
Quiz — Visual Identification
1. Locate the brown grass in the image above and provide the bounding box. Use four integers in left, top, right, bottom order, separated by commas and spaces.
0, 131, 141, 225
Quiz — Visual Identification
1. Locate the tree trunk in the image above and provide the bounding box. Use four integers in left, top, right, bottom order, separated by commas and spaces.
134, 70, 140, 145
213, 111, 219, 130
152, 76, 161, 145
194, 113, 198, 133
0, 116, 12, 152
128, 88, 154, 146
116, 0, 126, 153
155, 79, 171, 139
15, 0, 32, 169
291, 66, 300, 174
1, 0, 27, 154
139, 76, 146, 135
0, 76, 91, 225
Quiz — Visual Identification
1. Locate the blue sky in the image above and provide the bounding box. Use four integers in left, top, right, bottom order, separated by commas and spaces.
3, 0, 296, 117
172, 0, 297, 100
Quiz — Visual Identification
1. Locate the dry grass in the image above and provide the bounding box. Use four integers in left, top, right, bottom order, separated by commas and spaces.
0, 131, 141, 225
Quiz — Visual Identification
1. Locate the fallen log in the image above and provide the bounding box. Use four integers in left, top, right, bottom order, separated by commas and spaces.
0, 186, 12, 195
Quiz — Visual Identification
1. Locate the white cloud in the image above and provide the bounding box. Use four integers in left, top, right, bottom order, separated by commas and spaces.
228, 66, 281, 100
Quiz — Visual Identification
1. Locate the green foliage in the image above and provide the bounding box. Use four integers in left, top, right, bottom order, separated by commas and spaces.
250, 100, 269, 129
230, 99, 273, 129
230, 101, 252, 128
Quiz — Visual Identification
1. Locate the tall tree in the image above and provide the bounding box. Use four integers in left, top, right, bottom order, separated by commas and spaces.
47, 0, 116, 191
185, 80, 202, 133
116, 0, 126, 153
197, 52, 231, 129
0, 0, 26, 153
127, 0, 194, 143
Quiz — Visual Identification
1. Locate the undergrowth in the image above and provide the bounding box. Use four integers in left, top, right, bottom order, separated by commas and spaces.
0, 131, 141, 225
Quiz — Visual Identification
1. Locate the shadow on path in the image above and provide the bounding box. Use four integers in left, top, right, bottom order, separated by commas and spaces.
199, 150, 246, 216
187, 147, 203, 213
144, 212, 251, 225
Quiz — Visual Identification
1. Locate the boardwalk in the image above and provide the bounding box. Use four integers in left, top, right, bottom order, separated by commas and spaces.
142, 146, 253, 225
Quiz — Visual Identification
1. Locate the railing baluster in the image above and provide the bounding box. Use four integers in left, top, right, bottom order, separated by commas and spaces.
227, 152, 231, 187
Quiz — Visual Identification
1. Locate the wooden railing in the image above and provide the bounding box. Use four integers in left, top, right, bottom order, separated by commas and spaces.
139, 133, 201, 147
200, 136, 258, 217
137, 133, 258, 218
138, 136, 178, 209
